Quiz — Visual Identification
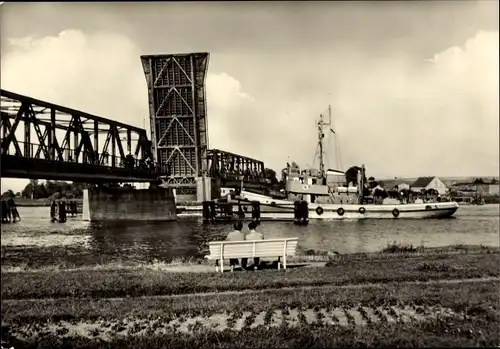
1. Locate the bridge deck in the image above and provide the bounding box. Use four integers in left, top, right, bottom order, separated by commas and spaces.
1, 154, 159, 183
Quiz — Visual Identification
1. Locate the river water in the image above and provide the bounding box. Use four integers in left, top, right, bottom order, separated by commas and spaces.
1, 205, 498, 267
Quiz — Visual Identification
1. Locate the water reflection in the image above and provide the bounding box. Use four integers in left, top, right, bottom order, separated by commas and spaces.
87, 220, 216, 261
1, 205, 498, 266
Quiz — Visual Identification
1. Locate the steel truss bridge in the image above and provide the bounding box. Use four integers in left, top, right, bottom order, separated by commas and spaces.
1, 52, 268, 191
207, 149, 267, 188
1, 89, 157, 182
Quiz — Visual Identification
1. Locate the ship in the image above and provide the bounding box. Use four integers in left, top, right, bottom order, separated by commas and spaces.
226, 105, 459, 221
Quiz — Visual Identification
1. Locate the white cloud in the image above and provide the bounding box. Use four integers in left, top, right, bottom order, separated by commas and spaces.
1, 28, 498, 193
330, 30, 499, 178
1, 29, 147, 128
0, 29, 260, 192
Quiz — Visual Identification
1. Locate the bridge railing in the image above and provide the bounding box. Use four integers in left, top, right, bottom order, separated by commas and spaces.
2, 141, 160, 178
206, 148, 268, 184
216, 171, 268, 183
1, 89, 157, 181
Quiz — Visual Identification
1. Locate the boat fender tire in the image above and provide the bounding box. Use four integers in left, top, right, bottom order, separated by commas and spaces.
392, 208, 400, 218
425, 205, 432, 211
316, 206, 324, 216
271, 201, 276, 207
359, 207, 366, 214
337, 207, 345, 216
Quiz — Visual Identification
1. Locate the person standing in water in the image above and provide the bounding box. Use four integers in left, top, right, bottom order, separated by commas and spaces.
245, 221, 264, 270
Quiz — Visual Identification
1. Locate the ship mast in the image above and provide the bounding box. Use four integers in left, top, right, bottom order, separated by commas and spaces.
316, 105, 332, 180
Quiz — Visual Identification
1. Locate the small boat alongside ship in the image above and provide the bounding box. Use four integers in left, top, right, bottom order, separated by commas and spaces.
180, 105, 459, 221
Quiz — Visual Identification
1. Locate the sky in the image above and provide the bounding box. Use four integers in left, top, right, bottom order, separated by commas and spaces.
1, 1, 499, 193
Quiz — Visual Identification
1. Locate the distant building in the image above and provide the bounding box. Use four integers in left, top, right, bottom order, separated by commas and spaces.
397, 183, 411, 191
452, 182, 476, 192
411, 176, 448, 195
485, 183, 499, 195
379, 179, 411, 191
475, 178, 500, 196
453, 178, 500, 196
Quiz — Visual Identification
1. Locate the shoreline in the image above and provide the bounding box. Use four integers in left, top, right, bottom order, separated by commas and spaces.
2, 245, 498, 299
2, 244, 497, 273
2, 244, 499, 348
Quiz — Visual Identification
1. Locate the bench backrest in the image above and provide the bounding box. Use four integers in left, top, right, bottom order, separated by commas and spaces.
208, 238, 299, 259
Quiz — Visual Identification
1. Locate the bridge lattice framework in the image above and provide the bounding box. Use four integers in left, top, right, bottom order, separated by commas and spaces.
0, 89, 157, 182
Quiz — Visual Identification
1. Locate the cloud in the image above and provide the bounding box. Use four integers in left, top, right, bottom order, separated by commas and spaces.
206, 30, 498, 179
328, 30, 499, 178
0, 29, 261, 192
2, 30, 147, 128
1, 28, 498, 193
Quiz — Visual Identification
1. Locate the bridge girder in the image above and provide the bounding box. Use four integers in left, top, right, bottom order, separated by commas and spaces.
0, 89, 157, 182
141, 52, 209, 194
207, 148, 266, 184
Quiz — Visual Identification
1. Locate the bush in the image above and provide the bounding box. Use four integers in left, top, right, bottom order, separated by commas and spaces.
381, 242, 423, 254
417, 262, 456, 273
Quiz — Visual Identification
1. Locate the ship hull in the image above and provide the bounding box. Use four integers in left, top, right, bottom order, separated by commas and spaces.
236, 190, 459, 219
177, 194, 459, 220
301, 202, 458, 219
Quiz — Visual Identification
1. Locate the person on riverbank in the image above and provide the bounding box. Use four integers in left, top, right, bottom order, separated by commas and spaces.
226, 221, 246, 269
1, 200, 10, 223
245, 221, 264, 270
50, 201, 58, 222
6, 198, 19, 222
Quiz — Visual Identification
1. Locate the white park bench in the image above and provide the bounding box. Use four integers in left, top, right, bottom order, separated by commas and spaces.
205, 238, 299, 273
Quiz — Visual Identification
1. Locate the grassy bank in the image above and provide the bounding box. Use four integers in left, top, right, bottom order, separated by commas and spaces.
2, 251, 498, 300
2, 243, 496, 271
3, 278, 498, 322
2, 280, 498, 347
2, 246, 499, 348
5, 317, 498, 349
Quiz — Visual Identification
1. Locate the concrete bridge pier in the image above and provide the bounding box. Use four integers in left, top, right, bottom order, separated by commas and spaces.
196, 176, 220, 202
82, 184, 177, 222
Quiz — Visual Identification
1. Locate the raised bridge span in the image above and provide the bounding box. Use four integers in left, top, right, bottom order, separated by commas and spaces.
1, 52, 269, 199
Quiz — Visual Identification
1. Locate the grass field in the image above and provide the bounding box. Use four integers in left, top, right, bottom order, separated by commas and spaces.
2, 251, 498, 299
1, 246, 499, 348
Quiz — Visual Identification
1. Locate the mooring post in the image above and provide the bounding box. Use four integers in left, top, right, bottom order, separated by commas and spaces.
202, 201, 210, 222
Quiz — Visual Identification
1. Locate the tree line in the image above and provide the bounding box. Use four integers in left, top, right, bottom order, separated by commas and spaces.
1, 168, 281, 201
1, 180, 90, 200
